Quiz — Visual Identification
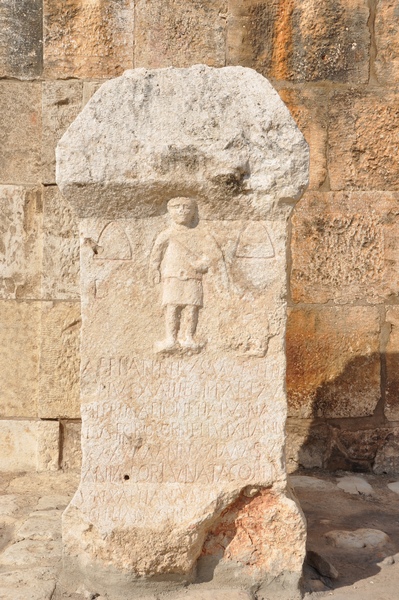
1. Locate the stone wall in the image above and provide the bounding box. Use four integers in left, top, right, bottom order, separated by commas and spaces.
1, 0, 398, 474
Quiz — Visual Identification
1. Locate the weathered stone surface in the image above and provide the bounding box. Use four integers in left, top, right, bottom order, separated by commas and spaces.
385, 307, 399, 421
287, 307, 381, 418
327, 427, 387, 472
387, 482, 399, 495
286, 419, 330, 472
58, 66, 307, 597
278, 88, 327, 190
43, 0, 134, 78
57, 66, 309, 220
329, 90, 399, 191
336, 475, 373, 496
374, 429, 399, 475
375, 0, 399, 85
0, 186, 42, 300
0, 0, 42, 79
0, 301, 40, 417
226, 0, 369, 83
61, 422, 82, 471
325, 529, 390, 549
82, 81, 105, 107
16, 510, 62, 542
42, 186, 80, 300
0, 421, 59, 472
0, 539, 61, 568
0, 82, 41, 184
291, 191, 399, 304
135, 0, 226, 68
0, 567, 58, 600
39, 302, 80, 419
42, 81, 83, 184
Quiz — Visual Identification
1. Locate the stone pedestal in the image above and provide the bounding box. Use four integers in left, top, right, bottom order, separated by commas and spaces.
56, 65, 309, 599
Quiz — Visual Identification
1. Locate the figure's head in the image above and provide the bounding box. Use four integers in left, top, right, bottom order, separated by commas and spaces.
167, 197, 197, 226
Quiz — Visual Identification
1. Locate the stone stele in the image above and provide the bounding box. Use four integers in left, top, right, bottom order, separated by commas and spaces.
56, 65, 309, 600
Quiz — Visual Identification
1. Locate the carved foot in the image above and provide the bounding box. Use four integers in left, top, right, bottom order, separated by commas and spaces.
179, 338, 202, 353
154, 338, 178, 354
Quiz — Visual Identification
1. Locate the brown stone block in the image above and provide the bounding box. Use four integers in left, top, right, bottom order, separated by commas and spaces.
0, 301, 40, 418
0, 82, 41, 184
375, 1, 399, 85
0, 186, 42, 299
43, 0, 134, 78
329, 89, 399, 190
287, 306, 381, 419
326, 427, 386, 472
42, 81, 83, 184
374, 428, 399, 474
385, 307, 399, 421
61, 422, 82, 471
39, 302, 80, 419
0, 0, 42, 79
291, 191, 399, 304
286, 418, 331, 473
42, 187, 80, 300
226, 0, 369, 83
279, 88, 327, 189
134, 0, 227, 68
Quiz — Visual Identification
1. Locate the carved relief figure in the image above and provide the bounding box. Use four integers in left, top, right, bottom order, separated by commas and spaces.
149, 197, 211, 354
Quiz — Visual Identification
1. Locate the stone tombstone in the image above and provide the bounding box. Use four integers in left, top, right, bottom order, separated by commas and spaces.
56, 66, 309, 599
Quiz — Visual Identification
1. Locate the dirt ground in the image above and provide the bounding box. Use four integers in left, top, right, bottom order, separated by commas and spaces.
1, 469, 399, 599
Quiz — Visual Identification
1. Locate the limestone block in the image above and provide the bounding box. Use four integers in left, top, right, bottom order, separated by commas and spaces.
226, 0, 369, 83
287, 307, 381, 418
375, 0, 399, 85
0, 567, 58, 600
61, 422, 82, 471
0, 82, 41, 184
43, 0, 134, 78
0, 421, 59, 472
0, 539, 62, 568
82, 81, 106, 107
0, 301, 40, 417
0, 186, 42, 299
374, 429, 399, 475
39, 302, 80, 419
0, 0, 42, 79
327, 427, 388, 472
278, 88, 327, 190
285, 419, 330, 472
16, 510, 62, 542
42, 186, 80, 300
57, 66, 308, 598
336, 475, 373, 496
385, 307, 399, 421
134, 0, 227, 68
42, 81, 83, 185
291, 191, 399, 304
325, 529, 390, 549
329, 89, 399, 191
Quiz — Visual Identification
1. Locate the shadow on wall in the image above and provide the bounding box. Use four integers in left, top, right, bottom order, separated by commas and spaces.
286, 352, 399, 475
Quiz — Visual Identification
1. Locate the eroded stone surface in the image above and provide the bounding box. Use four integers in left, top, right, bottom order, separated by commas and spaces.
57, 66, 308, 597
325, 529, 390, 549
336, 476, 373, 496
0, 301, 40, 417
43, 0, 134, 78
291, 191, 399, 304
42, 186, 80, 300
0, 82, 41, 184
0, 421, 59, 472
329, 90, 399, 191
286, 306, 380, 419
375, 0, 399, 85
0, 186, 42, 300
42, 81, 83, 184
61, 422, 82, 471
226, 0, 369, 83
135, 0, 227, 68
0, 0, 42, 79
39, 302, 80, 419
385, 307, 399, 421
374, 429, 399, 475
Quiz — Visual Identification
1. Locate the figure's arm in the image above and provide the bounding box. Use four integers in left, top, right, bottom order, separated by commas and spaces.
149, 232, 168, 285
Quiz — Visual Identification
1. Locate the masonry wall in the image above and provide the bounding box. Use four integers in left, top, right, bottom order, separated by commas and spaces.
1, 0, 398, 474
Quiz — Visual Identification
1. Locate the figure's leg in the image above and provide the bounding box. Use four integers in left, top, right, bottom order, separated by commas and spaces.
180, 306, 200, 350
154, 304, 181, 353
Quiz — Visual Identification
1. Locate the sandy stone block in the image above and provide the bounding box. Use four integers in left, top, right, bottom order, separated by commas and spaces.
336, 475, 373, 495
226, 0, 369, 83
329, 90, 399, 190
42, 81, 83, 185
375, 0, 399, 85
82, 80, 106, 107
0, 301, 40, 417
278, 88, 327, 189
0, 186, 42, 300
327, 427, 388, 472
134, 0, 227, 68
0, 82, 41, 184
39, 302, 80, 419
61, 422, 82, 471
0, 539, 61, 568
374, 428, 399, 475
42, 187, 79, 300
43, 0, 134, 78
16, 510, 61, 542
0, 0, 42, 79
0, 567, 57, 600
385, 307, 399, 421
287, 306, 381, 418
325, 529, 390, 549
291, 191, 399, 304
0, 421, 59, 472
286, 419, 330, 472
